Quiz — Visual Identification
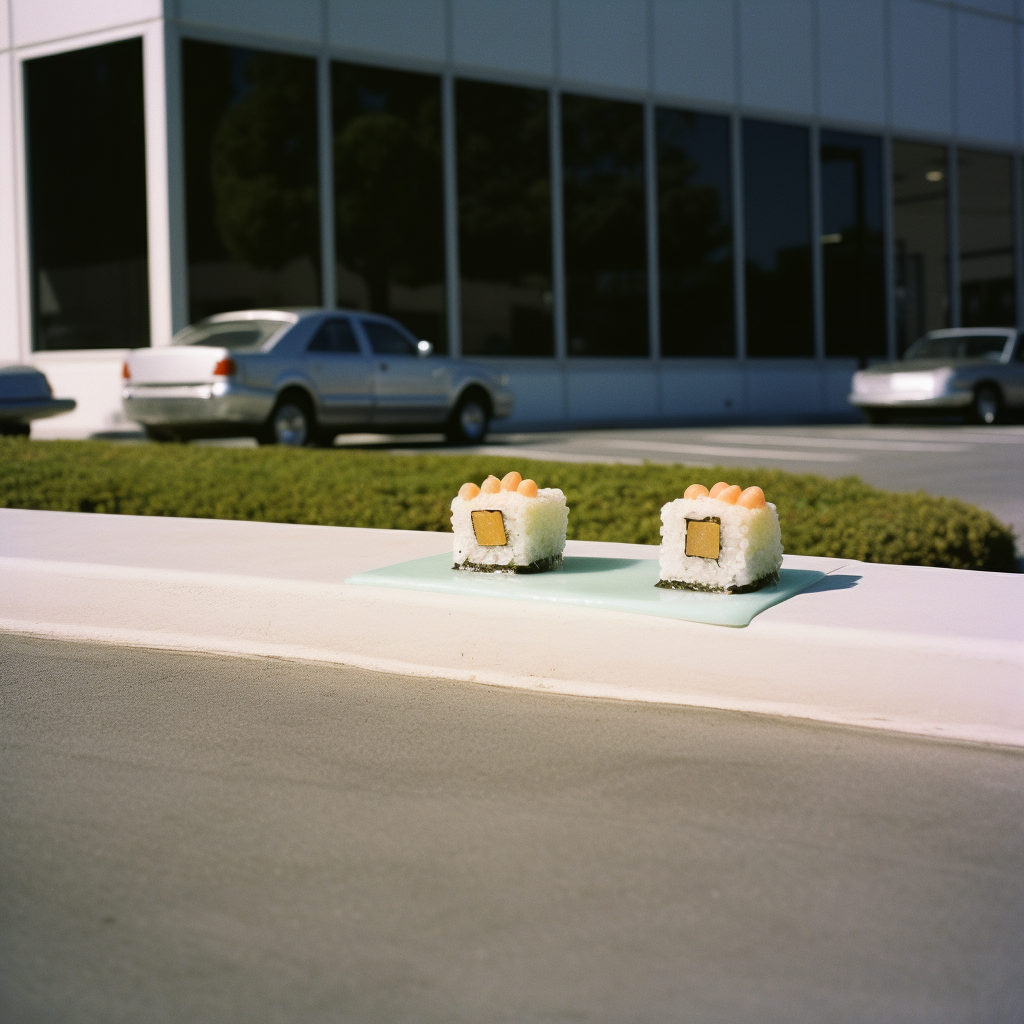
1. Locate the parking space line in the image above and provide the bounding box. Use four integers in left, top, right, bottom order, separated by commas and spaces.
601, 440, 858, 463
698, 432, 971, 453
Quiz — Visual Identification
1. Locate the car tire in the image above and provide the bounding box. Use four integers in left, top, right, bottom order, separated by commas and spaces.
0, 421, 30, 437
446, 389, 490, 445
262, 394, 316, 446
972, 385, 1002, 426
863, 408, 890, 425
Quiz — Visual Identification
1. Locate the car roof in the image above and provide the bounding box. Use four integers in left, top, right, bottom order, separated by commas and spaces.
198, 308, 397, 324
201, 309, 304, 324
925, 327, 1016, 338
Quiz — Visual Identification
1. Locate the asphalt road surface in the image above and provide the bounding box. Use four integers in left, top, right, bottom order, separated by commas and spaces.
3, 634, 1023, 1023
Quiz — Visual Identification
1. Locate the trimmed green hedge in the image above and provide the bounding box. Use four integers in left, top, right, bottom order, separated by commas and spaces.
0, 438, 1016, 570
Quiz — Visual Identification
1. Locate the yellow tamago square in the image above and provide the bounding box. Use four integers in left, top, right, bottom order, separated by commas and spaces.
472, 509, 507, 546
685, 518, 721, 559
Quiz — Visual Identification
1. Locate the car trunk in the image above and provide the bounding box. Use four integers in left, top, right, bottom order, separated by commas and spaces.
126, 346, 233, 386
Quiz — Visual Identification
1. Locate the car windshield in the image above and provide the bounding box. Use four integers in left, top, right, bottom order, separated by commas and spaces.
904, 334, 1008, 361
173, 319, 288, 351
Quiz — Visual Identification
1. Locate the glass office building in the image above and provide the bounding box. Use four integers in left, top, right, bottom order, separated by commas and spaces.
3, 1, 1022, 433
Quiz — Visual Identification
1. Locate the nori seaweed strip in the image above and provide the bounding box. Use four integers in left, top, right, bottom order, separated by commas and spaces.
655, 570, 780, 595
453, 553, 564, 574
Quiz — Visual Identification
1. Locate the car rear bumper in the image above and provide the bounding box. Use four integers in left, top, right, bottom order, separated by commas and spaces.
0, 397, 76, 422
122, 383, 273, 425
847, 393, 973, 410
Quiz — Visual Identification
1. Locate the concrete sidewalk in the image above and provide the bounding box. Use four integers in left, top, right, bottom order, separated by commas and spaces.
1, 508, 1022, 746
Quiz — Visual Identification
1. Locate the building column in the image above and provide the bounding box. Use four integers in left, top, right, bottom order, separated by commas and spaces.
948, 144, 960, 328
317, 53, 336, 310
882, 134, 897, 361
441, 71, 461, 357
159, 20, 189, 338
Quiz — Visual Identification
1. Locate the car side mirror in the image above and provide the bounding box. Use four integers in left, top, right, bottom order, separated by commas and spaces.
417, 340, 433, 357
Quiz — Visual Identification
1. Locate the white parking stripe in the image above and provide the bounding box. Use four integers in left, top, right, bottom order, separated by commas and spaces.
448, 446, 646, 466
699, 432, 970, 453
602, 440, 857, 462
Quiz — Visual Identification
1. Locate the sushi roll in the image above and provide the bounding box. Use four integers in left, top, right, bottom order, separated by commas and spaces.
451, 471, 568, 573
658, 482, 783, 594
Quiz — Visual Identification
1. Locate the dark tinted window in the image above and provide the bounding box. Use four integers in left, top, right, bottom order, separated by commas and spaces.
892, 141, 949, 353
821, 131, 885, 359
24, 39, 149, 351
363, 321, 416, 356
962, 335, 1009, 359
332, 63, 446, 352
182, 40, 320, 322
742, 120, 813, 357
308, 319, 361, 353
905, 334, 1007, 360
457, 79, 552, 357
958, 150, 1014, 327
562, 94, 648, 357
656, 109, 733, 358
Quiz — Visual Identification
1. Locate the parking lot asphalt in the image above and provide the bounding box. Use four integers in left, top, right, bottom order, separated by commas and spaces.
377, 423, 1024, 543
3, 634, 1023, 1023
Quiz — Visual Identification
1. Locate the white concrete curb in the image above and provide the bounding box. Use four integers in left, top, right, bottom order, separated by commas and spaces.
3, 509, 1022, 746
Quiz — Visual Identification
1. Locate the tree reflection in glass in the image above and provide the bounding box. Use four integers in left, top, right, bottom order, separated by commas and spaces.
958, 150, 1015, 328
820, 131, 885, 360
562, 95, 648, 358
892, 141, 949, 352
457, 79, 552, 357
332, 63, 446, 352
742, 119, 813, 358
182, 40, 320, 322
656, 109, 734, 358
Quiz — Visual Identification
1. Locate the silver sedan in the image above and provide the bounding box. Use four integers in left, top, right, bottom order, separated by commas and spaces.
849, 328, 1024, 424
122, 309, 514, 445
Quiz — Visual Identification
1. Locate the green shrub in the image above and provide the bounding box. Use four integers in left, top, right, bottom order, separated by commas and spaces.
0, 438, 1016, 571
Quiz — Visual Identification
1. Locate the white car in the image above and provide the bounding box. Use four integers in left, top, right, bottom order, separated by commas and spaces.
122, 308, 514, 445
849, 328, 1024, 424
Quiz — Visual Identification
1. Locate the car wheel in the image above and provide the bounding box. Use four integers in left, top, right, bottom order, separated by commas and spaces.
0, 421, 30, 437
973, 385, 1002, 425
264, 395, 315, 446
446, 390, 490, 445
144, 425, 177, 442
863, 408, 889, 425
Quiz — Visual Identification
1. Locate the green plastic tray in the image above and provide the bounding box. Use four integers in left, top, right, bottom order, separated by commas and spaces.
346, 552, 825, 627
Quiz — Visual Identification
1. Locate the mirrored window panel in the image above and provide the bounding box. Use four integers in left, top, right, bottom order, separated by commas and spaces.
25, 39, 149, 350
562, 94, 648, 358
958, 150, 1014, 327
182, 40, 320, 324
892, 141, 949, 352
820, 131, 885, 360
332, 62, 446, 353
656, 109, 733, 358
742, 120, 813, 358
457, 79, 552, 357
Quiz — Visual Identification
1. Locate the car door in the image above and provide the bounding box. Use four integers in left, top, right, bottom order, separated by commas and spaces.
303, 317, 375, 425
361, 318, 450, 426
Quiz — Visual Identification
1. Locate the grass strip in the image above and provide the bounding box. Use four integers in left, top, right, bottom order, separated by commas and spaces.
0, 438, 1016, 571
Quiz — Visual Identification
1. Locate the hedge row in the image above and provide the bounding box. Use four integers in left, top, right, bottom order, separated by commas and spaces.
0, 438, 1016, 571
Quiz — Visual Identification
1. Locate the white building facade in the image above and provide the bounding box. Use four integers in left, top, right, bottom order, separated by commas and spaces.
2, 0, 1023, 435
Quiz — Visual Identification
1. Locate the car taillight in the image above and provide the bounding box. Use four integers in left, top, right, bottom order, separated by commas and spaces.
212, 357, 236, 377
122, 361, 131, 380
